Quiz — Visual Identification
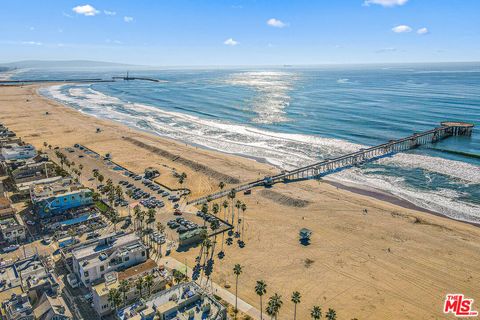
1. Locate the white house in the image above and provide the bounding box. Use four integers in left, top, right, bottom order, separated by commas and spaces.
71, 233, 148, 287
1, 144, 37, 160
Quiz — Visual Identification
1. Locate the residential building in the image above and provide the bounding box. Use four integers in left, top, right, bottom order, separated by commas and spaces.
1, 293, 34, 320
0, 215, 26, 244
16, 176, 63, 197
33, 293, 72, 320
30, 178, 93, 218
10, 161, 56, 184
15, 258, 60, 305
92, 259, 168, 317
117, 282, 227, 320
1, 144, 36, 161
0, 262, 23, 309
0, 196, 15, 218
71, 233, 148, 287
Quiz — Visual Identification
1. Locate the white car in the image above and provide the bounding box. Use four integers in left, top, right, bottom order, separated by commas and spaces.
26, 220, 35, 226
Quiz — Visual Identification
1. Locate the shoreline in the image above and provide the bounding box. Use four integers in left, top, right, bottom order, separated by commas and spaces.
2, 83, 480, 320
37, 82, 480, 228
324, 179, 480, 228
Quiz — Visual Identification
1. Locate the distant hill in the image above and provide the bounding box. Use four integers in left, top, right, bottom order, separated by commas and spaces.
0, 60, 140, 69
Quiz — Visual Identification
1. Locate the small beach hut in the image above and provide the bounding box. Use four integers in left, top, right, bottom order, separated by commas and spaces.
299, 228, 312, 241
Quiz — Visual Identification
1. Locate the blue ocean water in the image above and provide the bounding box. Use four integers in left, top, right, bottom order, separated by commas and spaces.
14, 63, 480, 223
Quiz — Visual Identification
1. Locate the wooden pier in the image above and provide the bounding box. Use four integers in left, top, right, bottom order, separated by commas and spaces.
187, 122, 474, 206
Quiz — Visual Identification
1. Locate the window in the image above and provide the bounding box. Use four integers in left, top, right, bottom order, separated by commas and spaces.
141, 251, 146, 256
71, 196, 75, 200
63, 197, 67, 202
84, 271, 89, 277
100, 266, 104, 272
124, 257, 130, 262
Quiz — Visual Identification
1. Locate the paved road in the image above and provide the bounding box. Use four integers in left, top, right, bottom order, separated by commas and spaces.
161, 256, 262, 320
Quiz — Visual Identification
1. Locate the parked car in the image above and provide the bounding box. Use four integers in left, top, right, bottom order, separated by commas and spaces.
3, 244, 19, 253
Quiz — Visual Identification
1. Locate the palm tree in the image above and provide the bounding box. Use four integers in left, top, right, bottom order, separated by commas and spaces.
266, 293, 283, 320
212, 203, 219, 216
108, 288, 122, 310
138, 211, 145, 235
255, 280, 267, 320
135, 277, 144, 298
291, 291, 301, 320
116, 185, 123, 200
133, 205, 141, 231
233, 264, 243, 317
201, 203, 209, 227
228, 189, 236, 224
240, 202, 247, 241
219, 200, 229, 255
156, 222, 165, 257
222, 200, 228, 221
326, 308, 337, 320
118, 280, 130, 306
144, 274, 154, 296
110, 210, 119, 232
108, 190, 115, 208
147, 208, 156, 229
310, 306, 322, 320
98, 174, 104, 185
234, 200, 242, 234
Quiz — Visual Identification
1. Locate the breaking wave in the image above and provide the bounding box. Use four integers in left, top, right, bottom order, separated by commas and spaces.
40, 83, 480, 224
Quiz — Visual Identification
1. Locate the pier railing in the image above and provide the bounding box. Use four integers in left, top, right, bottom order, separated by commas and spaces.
187, 122, 474, 206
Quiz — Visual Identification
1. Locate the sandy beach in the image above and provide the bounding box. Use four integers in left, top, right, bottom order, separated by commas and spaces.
1, 84, 479, 319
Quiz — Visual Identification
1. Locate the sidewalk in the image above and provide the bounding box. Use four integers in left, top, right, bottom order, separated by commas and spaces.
161, 256, 262, 320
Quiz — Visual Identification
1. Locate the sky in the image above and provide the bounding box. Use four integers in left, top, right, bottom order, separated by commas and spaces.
1, 0, 479, 66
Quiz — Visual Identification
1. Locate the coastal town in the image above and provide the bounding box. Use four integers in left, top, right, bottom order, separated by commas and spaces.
0, 122, 232, 320
0, 80, 479, 320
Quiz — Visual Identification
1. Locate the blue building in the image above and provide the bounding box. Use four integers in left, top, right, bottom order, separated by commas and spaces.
31, 180, 93, 218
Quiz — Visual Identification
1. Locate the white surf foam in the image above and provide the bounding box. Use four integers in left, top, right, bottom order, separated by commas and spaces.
40, 84, 480, 223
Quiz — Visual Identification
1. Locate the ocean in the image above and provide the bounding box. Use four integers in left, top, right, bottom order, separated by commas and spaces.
12, 63, 480, 223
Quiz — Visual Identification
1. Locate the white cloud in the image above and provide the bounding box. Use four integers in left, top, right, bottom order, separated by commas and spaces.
392, 25, 412, 33
364, 0, 408, 7
376, 47, 397, 53
29, 26, 35, 31
124, 16, 134, 23
104, 10, 116, 16
22, 41, 43, 46
106, 39, 123, 44
417, 27, 429, 35
72, 4, 99, 16
224, 38, 239, 46
267, 18, 288, 28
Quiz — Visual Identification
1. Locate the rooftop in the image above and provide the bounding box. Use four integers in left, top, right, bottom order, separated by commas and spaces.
30, 177, 83, 200
117, 282, 225, 320
72, 232, 144, 263
93, 259, 164, 296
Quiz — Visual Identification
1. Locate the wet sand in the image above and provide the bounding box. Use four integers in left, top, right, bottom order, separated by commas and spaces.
1, 84, 479, 320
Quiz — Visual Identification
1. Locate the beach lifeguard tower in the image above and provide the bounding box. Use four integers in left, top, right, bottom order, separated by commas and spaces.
299, 228, 312, 245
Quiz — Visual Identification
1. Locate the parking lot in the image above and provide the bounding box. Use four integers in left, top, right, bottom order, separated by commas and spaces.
48, 145, 230, 252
